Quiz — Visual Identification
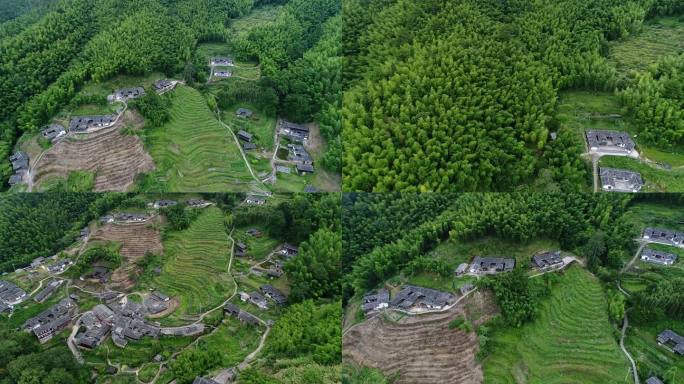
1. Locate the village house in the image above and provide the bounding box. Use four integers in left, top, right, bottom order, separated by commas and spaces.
153, 200, 177, 209
243, 142, 257, 151
214, 70, 232, 78
246, 228, 262, 237
657, 329, 684, 355
0, 303, 12, 314
144, 291, 171, 314
69, 115, 115, 132
245, 195, 266, 205
469, 256, 515, 274
246, 291, 269, 310
34, 280, 63, 303
224, 303, 240, 317
532, 251, 563, 270
646, 377, 664, 384
278, 120, 310, 142
260, 284, 287, 305
238, 310, 260, 326
0, 280, 27, 304
276, 165, 291, 174
100, 215, 115, 224
153, 79, 175, 93
279, 243, 299, 258
80, 227, 90, 239
31, 256, 45, 269
10, 151, 28, 172
114, 213, 149, 222
287, 144, 313, 165
585, 130, 637, 155
194, 377, 220, 384
454, 263, 469, 276
236, 108, 253, 118
98, 291, 123, 304
361, 289, 389, 313
82, 266, 111, 283
41, 124, 66, 142
643, 227, 684, 247
8, 173, 23, 186
236, 242, 247, 257
296, 163, 315, 175
211, 57, 234, 66
48, 258, 73, 274
641, 248, 678, 266
460, 283, 475, 296
110, 87, 145, 102
391, 285, 455, 311
600, 168, 644, 193
75, 311, 111, 349
160, 323, 204, 337
187, 199, 212, 208
24, 298, 76, 343
237, 130, 253, 142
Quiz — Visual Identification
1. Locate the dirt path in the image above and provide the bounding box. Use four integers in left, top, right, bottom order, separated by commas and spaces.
67, 314, 85, 364
593, 155, 600, 193
615, 242, 645, 384
622, 242, 645, 274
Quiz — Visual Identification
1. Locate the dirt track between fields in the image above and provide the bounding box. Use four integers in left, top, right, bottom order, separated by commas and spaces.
343, 290, 498, 384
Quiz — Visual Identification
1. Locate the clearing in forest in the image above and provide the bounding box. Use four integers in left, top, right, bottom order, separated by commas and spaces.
32, 109, 155, 192
482, 266, 630, 384
87, 217, 163, 291
608, 16, 684, 75
150, 207, 233, 319
556, 91, 684, 192
144, 85, 254, 191
343, 290, 497, 384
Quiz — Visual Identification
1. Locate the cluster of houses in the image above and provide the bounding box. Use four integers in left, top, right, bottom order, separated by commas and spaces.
24, 298, 77, 343
8, 151, 29, 186
641, 227, 682, 267
69, 115, 116, 133
100, 212, 151, 224
187, 199, 213, 208
531, 251, 564, 270
287, 144, 314, 175
239, 284, 288, 310
362, 285, 456, 314
237, 130, 255, 150
585, 130, 637, 157
468, 256, 516, 275
150, 199, 213, 209
599, 167, 643, 193
0, 280, 27, 313
108, 87, 145, 102
152, 199, 178, 209
210, 57, 234, 79
75, 291, 177, 350
47, 258, 73, 274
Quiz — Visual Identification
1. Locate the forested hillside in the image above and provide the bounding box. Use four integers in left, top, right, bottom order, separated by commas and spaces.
0, 193, 126, 272
0, 0, 342, 187
342, 0, 684, 192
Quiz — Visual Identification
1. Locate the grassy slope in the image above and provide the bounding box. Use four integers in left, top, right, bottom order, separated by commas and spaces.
608, 16, 684, 75
483, 266, 630, 384
144, 85, 253, 191
150, 207, 234, 318
403, 237, 561, 293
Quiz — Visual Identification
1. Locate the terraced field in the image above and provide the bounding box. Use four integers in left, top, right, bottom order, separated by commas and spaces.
151, 208, 234, 318
343, 290, 497, 384
145, 85, 253, 191
483, 266, 630, 384
33, 112, 155, 192
89, 219, 163, 291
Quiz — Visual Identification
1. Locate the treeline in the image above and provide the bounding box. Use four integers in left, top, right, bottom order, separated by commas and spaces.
0, 329, 88, 384
0, 0, 56, 23
341, 0, 680, 191
344, 193, 632, 298
234, 193, 340, 244
0, 193, 128, 272
342, 193, 457, 272
632, 278, 684, 322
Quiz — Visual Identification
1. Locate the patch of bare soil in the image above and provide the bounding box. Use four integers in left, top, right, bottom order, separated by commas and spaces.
343, 290, 498, 384
88, 218, 163, 291
34, 111, 154, 192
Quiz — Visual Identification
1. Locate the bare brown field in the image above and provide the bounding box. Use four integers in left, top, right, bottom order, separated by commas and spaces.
89, 219, 163, 291
343, 291, 498, 384
34, 110, 154, 191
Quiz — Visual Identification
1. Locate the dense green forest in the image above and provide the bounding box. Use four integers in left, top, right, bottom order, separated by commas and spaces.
0, 193, 126, 272
0, 0, 342, 187
342, 0, 684, 192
